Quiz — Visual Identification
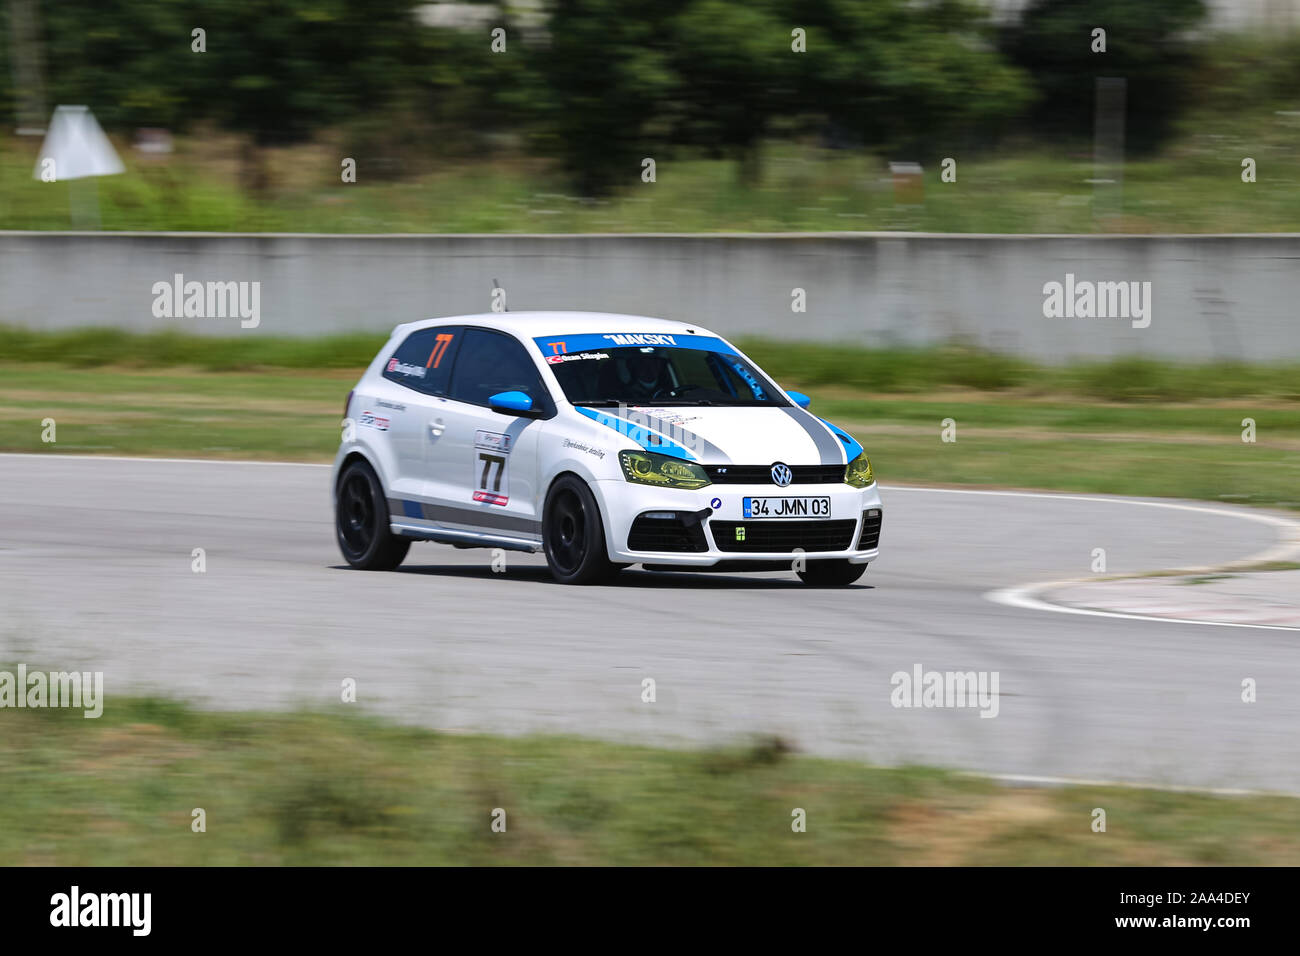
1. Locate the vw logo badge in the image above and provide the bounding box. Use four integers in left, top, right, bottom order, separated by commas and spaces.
770, 462, 793, 487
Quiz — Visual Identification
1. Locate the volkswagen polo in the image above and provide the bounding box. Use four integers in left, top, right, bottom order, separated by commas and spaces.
332, 312, 882, 585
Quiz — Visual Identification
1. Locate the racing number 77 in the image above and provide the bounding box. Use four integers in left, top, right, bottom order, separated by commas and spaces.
478, 453, 506, 493
426, 333, 455, 369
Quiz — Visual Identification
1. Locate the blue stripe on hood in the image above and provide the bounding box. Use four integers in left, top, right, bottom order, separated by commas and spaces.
575, 406, 697, 461
817, 417, 863, 461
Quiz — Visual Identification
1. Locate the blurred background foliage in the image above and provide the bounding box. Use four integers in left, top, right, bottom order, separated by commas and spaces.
0, 0, 1297, 219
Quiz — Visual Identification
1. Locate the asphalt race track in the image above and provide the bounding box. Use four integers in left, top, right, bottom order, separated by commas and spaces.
3, 453, 1299, 793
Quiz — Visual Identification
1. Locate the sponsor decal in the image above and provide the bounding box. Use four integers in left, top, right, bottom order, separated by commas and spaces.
630, 406, 702, 427
547, 351, 610, 365
358, 410, 390, 431
728, 359, 767, 399
473, 490, 509, 506
386, 357, 426, 378
735, 526, 746, 541
474, 430, 512, 454
535, 333, 737, 358
562, 438, 606, 460
602, 333, 677, 346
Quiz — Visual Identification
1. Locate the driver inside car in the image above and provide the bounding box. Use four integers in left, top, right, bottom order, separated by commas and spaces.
619, 351, 674, 402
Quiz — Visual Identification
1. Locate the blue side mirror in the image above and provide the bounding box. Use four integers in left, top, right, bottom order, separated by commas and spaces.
787, 390, 812, 409
488, 390, 535, 415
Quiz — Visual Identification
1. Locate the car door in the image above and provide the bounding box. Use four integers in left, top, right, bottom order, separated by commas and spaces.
371, 325, 461, 502
425, 327, 553, 539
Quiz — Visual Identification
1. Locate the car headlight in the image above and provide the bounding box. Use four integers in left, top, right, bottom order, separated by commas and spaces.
619, 450, 711, 490
845, 452, 874, 488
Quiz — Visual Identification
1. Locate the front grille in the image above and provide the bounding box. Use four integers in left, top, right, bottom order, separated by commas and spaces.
710, 519, 857, 553
627, 514, 708, 553
703, 464, 845, 485
858, 509, 883, 549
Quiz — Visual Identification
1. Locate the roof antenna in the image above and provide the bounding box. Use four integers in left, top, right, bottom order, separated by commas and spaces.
492, 277, 508, 312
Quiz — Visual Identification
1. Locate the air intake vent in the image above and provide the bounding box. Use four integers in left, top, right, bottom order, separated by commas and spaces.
857, 509, 882, 550
703, 464, 844, 485
628, 513, 708, 553
710, 519, 857, 553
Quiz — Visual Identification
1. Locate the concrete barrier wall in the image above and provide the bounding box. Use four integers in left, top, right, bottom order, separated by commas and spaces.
1, 231, 1297, 361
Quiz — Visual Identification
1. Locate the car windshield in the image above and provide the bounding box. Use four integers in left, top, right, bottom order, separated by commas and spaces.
537, 338, 787, 407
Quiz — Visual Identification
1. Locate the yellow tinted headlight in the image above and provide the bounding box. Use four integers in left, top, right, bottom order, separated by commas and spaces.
845, 453, 874, 488
619, 451, 711, 490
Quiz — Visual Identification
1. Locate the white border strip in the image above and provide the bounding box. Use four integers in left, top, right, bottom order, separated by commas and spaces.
0, 452, 329, 468
879, 486, 1300, 632
966, 771, 1300, 799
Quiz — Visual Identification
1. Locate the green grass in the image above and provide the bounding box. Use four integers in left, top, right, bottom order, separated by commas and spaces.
2, 695, 1298, 865
5, 117, 1300, 234
3, 330, 1299, 509
6, 326, 1300, 402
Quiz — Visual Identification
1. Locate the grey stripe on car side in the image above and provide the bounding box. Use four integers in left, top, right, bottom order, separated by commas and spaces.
388, 498, 542, 535
779, 406, 846, 465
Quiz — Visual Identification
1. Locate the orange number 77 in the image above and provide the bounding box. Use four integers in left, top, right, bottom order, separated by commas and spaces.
427, 333, 454, 368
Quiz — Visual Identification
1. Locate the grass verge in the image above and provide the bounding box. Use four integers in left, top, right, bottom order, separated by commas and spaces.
2, 330, 1298, 510
2, 696, 1298, 865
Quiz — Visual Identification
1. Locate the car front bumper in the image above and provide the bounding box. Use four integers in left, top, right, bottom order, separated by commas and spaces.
594, 478, 883, 567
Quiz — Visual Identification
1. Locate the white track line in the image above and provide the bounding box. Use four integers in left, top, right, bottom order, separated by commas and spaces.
966, 771, 1300, 799
880, 486, 1300, 632
0, 452, 329, 467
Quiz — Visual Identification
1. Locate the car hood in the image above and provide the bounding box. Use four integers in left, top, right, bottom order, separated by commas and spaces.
573, 404, 859, 466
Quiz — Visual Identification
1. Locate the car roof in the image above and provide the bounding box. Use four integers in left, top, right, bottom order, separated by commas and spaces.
393, 311, 721, 342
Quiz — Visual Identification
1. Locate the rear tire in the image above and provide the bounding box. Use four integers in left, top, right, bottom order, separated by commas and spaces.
542, 476, 616, 585
335, 459, 410, 570
796, 559, 867, 587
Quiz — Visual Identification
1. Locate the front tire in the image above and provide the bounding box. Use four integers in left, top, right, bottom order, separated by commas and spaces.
542, 476, 616, 585
796, 559, 867, 587
335, 459, 411, 570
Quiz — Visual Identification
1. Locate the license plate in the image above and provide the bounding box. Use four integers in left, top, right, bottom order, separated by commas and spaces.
743, 496, 831, 518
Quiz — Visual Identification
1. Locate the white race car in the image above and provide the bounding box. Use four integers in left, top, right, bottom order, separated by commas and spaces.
332, 312, 882, 585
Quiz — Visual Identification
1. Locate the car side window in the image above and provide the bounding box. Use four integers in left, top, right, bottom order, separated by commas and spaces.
448, 328, 552, 414
381, 326, 461, 395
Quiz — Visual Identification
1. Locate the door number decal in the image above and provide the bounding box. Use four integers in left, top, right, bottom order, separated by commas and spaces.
473, 430, 512, 506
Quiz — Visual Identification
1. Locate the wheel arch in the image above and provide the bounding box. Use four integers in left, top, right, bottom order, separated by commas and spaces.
542, 469, 620, 558
333, 448, 385, 502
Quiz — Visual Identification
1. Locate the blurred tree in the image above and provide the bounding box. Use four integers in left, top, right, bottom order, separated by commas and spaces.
667, 0, 795, 185
792, 0, 1033, 160
196, 0, 427, 191
30, 0, 197, 131
1000, 0, 1207, 153
540, 0, 684, 196
7, 0, 429, 191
